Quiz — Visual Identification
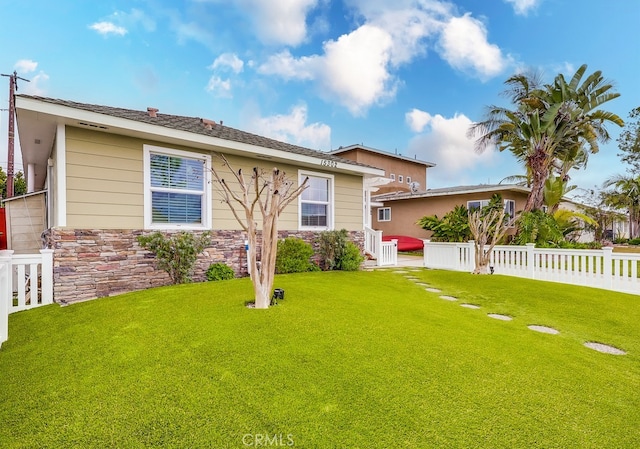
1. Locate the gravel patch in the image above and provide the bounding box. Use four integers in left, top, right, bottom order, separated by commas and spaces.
488, 313, 512, 321
425, 287, 442, 293
440, 295, 458, 301
528, 325, 560, 335
584, 342, 627, 355
460, 304, 481, 309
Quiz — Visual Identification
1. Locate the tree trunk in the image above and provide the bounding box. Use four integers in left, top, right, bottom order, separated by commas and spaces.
473, 240, 491, 274
524, 150, 550, 212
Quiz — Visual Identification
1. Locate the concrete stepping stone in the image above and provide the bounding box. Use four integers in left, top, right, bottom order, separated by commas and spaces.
528, 325, 560, 335
488, 313, 512, 321
460, 304, 480, 309
393, 270, 408, 274
415, 282, 429, 286
584, 342, 626, 355
425, 287, 441, 293
440, 295, 457, 301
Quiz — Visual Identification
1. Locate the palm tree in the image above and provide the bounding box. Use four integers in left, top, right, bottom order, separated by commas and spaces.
602, 175, 640, 239
469, 65, 623, 212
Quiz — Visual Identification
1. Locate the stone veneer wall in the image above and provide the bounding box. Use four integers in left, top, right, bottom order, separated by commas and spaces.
45, 229, 364, 304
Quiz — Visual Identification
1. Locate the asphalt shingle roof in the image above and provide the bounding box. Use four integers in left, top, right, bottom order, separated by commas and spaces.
18, 95, 375, 170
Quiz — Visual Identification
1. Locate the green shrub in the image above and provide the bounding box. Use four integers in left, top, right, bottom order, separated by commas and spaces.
206, 263, 235, 281
337, 241, 364, 271
317, 229, 363, 271
276, 237, 317, 274
629, 238, 640, 246
137, 231, 211, 284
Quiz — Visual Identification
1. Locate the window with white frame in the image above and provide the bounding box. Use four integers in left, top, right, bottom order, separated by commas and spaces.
143, 145, 211, 230
378, 207, 391, 222
504, 199, 516, 220
406, 176, 412, 184
467, 199, 490, 211
299, 171, 334, 229
398, 175, 404, 183
390, 173, 396, 181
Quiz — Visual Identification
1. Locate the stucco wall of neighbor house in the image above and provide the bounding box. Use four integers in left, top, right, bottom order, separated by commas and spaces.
44, 228, 364, 304
373, 191, 529, 239
334, 148, 428, 191
64, 126, 365, 232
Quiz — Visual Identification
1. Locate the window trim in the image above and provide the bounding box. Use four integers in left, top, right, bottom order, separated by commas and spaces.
377, 207, 391, 222
398, 175, 404, 183
390, 173, 396, 181
143, 144, 212, 230
406, 176, 412, 184
298, 170, 334, 231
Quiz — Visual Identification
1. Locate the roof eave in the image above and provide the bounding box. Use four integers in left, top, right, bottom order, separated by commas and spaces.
16, 96, 385, 177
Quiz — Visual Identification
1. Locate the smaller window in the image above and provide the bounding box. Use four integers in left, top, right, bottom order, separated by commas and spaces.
398, 175, 404, 183
406, 176, 412, 184
378, 207, 391, 222
467, 199, 489, 211
390, 173, 396, 181
504, 199, 516, 220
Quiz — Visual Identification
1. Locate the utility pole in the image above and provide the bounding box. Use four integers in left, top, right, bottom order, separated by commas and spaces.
1, 71, 29, 198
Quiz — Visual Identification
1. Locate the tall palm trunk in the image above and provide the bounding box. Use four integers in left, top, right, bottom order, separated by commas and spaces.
524, 149, 550, 212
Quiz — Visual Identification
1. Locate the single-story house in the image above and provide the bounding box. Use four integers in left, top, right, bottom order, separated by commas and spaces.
372, 184, 531, 239
13, 95, 384, 303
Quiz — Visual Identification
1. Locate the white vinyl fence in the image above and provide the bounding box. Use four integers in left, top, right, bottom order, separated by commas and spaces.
424, 240, 640, 295
364, 227, 398, 266
0, 249, 54, 346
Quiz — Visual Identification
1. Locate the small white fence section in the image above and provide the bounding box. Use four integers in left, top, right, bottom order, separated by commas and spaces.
364, 227, 398, 266
424, 240, 640, 295
0, 249, 54, 346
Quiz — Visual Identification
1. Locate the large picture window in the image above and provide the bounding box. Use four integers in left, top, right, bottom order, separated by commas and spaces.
144, 145, 211, 230
299, 171, 334, 230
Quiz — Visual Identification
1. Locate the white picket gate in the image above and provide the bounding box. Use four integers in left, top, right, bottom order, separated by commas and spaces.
424, 240, 640, 295
364, 227, 398, 266
0, 249, 54, 347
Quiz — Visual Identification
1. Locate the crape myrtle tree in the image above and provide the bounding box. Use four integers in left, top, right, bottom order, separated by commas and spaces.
468, 196, 515, 274
469, 65, 623, 212
210, 153, 309, 309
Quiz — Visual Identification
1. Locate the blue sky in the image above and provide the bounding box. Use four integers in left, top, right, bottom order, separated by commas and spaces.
1, 0, 639, 193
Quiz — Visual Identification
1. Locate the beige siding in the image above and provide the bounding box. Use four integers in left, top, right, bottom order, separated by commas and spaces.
64, 127, 365, 231
66, 127, 144, 229
6, 192, 46, 253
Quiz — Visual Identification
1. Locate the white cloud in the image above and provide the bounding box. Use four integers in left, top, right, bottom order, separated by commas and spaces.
406, 108, 432, 133
235, 0, 318, 46
89, 21, 128, 36
20, 72, 50, 96
206, 76, 233, 98
211, 53, 244, 74
248, 104, 331, 151
437, 13, 508, 80
259, 25, 397, 116
504, 0, 541, 15
14, 59, 38, 74
407, 111, 498, 185
258, 1, 509, 115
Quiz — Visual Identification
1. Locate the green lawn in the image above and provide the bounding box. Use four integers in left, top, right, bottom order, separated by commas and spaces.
1, 270, 639, 448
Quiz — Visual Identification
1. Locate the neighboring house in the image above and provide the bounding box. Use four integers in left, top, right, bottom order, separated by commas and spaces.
373, 184, 531, 239
14, 95, 384, 303
329, 144, 435, 195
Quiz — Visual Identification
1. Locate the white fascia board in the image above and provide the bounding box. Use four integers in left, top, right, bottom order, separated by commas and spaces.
17, 97, 384, 177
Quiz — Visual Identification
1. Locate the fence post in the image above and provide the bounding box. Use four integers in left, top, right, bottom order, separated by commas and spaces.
423, 240, 430, 267
526, 243, 535, 279
602, 246, 613, 290
0, 250, 14, 346
465, 240, 475, 272
40, 249, 54, 305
